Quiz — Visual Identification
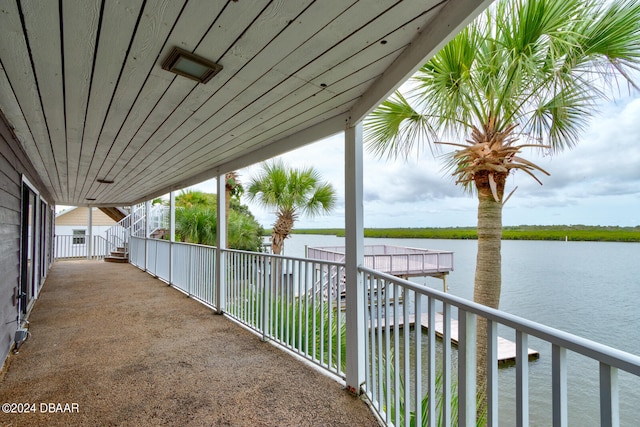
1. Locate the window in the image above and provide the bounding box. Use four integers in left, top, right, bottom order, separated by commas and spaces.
72, 229, 86, 245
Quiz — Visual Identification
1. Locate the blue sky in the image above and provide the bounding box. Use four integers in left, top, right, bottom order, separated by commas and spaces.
189, 93, 640, 229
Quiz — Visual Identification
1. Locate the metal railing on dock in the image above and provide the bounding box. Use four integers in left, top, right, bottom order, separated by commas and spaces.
308, 245, 454, 277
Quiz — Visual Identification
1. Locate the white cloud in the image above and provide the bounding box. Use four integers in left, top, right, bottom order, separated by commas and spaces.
187, 95, 640, 228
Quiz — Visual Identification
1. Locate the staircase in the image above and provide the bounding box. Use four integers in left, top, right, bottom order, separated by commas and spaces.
104, 245, 128, 263
102, 203, 166, 264
103, 210, 132, 264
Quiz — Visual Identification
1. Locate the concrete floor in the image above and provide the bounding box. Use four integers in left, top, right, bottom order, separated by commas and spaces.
0, 260, 379, 426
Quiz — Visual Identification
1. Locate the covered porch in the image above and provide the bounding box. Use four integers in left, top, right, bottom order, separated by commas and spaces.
0, 260, 378, 426
3, 1, 640, 425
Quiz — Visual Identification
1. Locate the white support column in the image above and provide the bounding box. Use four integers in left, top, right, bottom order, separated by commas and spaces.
169, 192, 176, 285
216, 175, 227, 314
345, 123, 365, 395
86, 207, 93, 260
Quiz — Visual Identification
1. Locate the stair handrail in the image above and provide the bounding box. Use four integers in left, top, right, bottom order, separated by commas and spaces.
104, 211, 132, 254
130, 203, 146, 238
148, 204, 169, 238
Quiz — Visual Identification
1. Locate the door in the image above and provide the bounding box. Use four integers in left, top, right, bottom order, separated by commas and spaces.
20, 182, 38, 314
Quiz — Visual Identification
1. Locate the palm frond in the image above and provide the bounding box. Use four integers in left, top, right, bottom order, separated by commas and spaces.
364, 91, 438, 159
247, 160, 337, 234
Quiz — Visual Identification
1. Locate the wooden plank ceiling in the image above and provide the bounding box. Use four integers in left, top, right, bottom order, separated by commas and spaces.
0, 0, 490, 207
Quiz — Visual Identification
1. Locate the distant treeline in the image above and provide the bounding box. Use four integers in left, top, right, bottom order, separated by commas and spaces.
285, 225, 640, 242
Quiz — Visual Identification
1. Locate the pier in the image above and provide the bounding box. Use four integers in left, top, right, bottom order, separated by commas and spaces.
307, 245, 454, 291
371, 312, 540, 364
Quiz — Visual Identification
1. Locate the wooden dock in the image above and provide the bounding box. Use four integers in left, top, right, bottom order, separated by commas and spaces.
371, 312, 539, 364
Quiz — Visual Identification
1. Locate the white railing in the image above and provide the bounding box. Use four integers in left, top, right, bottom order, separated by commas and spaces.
129, 238, 346, 377
172, 241, 216, 305
146, 238, 171, 283
148, 204, 169, 237
104, 215, 131, 254
54, 235, 109, 260
130, 203, 146, 238
225, 249, 346, 378
308, 245, 454, 276
127, 234, 640, 426
360, 266, 640, 427
129, 236, 217, 307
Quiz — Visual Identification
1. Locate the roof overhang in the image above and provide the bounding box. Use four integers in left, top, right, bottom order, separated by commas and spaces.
0, 0, 492, 207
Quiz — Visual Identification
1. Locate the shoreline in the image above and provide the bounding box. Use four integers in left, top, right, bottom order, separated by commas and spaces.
281, 225, 640, 242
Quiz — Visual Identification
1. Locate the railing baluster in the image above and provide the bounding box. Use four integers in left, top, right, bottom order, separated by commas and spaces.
427, 296, 436, 427
364, 271, 372, 400
303, 261, 309, 357
279, 259, 285, 345
285, 258, 291, 347
380, 277, 388, 424
368, 273, 377, 406
249, 254, 254, 324
378, 278, 388, 422
319, 263, 325, 366
552, 344, 568, 427
458, 308, 476, 427
442, 303, 452, 426
414, 292, 423, 427
239, 253, 245, 320
599, 363, 620, 427
262, 257, 269, 341
516, 330, 529, 427
327, 263, 333, 367
393, 282, 400, 427
311, 262, 317, 361
403, 289, 411, 425
487, 319, 498, 427
334, 266, 340, 373
296, 260, 302, 356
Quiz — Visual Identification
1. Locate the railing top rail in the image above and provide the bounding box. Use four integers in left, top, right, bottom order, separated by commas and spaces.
359, 265, 640, 376
309, 245, 454, 256
307, 246, 346, 255
223, 247, 347, 268
380, 245, 454, 255
130, 236, 346, 267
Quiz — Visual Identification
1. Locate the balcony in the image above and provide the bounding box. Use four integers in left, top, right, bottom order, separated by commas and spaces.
0, 260, 378, 426
6, 227, 640, 426
2, 2, 639, 425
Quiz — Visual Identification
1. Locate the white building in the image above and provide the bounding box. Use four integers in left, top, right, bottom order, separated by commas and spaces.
54, 207, 118, 259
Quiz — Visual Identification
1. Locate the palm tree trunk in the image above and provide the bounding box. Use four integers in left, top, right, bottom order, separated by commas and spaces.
473, 171, 504, 413
271, 211, 294, 255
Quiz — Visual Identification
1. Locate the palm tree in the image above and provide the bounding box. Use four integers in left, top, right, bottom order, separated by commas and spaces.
175, 190, 213, 208
247, 160, 336, 255
174, 190, 264, 251
365, 0, 640, 400
175, 205, 217, 245
225, 171, 243, 242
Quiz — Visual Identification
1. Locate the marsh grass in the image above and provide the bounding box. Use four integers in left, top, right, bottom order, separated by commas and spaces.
290, 225, 640, 242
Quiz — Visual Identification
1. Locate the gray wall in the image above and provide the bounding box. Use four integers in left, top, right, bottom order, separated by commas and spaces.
0, 111, 52, 366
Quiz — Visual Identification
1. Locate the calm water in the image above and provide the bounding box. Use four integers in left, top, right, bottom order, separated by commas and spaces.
281, 234, 640, 426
